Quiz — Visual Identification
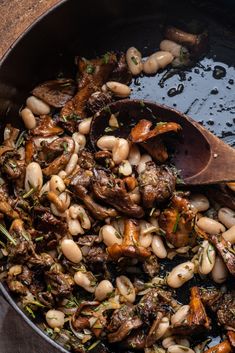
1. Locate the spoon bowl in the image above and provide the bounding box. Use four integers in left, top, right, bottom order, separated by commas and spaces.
90, 99, 235, 185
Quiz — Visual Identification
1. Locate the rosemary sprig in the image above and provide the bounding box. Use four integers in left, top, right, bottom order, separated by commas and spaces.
0, 224, 17, 246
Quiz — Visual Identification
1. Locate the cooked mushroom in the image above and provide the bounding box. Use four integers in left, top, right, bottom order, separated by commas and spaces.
107, 218, 151, 260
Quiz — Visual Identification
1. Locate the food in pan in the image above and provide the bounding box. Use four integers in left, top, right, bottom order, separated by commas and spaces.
0, 26, 234, 353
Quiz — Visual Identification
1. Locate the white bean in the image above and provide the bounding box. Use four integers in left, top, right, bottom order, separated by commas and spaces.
58, 170, 67, 179
160, 40, 182, 58
151, 235, 167, 259
112, 138, 130, 165
189, 194, 209, 212
20, 108, 36, 130
78, 118, 92, 135
95, 280, 114, 301
74, 271, 96, 293
143, 51, 173, 74
50, 203, 66, 218
67, 217, 84, 236
155, 317, 170, 340
118, 160, 132, 176
222, 225, 235, 244
105, 81, 131, 98
49, 175, 66, 195
116, 275, 136, 303
26, 96, 50, 115
167, 345, 195, 353
128, 144, 141, 165
226, 182, 235, 192
167, 261, 195, 288
171, 305, 190, 326
100, 225, 122, 247
139, 232, 153, 248
65, 153, 78, 175
175, 339, 190, 348
211, 256, 228, 283
137, 154, 152, 174
25, 162, 43, 191
197, 217, 225, 234
69, 204, 91, 229
97, 135, 117, 151
129, 187, 141, 204
218, 207, 235, 229
50, 192, 70, 216
61, 238, 82, 263
152, 51, 174, 68
163, 337, 176, 349
72, 132, 86, 153
46, 309, 65, 329
126, 47, 143, 76
198, 240, 216, 275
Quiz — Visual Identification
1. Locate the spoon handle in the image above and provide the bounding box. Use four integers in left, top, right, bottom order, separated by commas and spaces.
184, 120, 235, 185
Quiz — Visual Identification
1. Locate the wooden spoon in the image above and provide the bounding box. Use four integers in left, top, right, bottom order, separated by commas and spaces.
90, 99, 235, 185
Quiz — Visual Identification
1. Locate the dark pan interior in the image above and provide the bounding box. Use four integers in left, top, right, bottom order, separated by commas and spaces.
0, 0, 235, 352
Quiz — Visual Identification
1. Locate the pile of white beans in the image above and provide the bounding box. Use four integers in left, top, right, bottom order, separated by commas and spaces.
8, 57, 234, 353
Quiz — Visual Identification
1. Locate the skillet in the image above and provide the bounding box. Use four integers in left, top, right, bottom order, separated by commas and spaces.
0, 0, 234, 352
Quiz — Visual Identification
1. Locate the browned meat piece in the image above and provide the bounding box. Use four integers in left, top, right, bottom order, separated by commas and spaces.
136, 289, 173, 324
28, 252, 54, 269
109, 53, 132, 84
70, 168, 93, 189
143, 255, 159, 277
138, 162, 176, 208
85, 246, 108, 271
203, 340, 232, 353
200, 287, 223, 312
108, 317, 143, 343
32, 78, 76, 108
31, 115, 63, 136
72, 301, 99, 331
200, 288, 235, 329
108, 218, 151, 260
77, 149, 95, 170
159, 192, 197, 248
92, 169, 144, 218
0, 149, 25, 180
217, 293, 235, 329
71, 184, 117, 220
208, 234, 235, 276
108, 304, 135, 332
45, 270, 74, 297
42, 137, 75, 176
86, 91, 113, 115
34, 210, 67, 233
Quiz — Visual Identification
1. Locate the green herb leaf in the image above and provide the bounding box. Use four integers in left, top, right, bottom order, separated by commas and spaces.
22, 187, 37, 199
104, 126, 117, 133
0, 224, 17, 246
173, 212, 180, 233
15, 130, 26, 148
25, 305, 36, 318
131, 56, 138, 65
35, 236, 44, 242
88, 340, 101, 351
86, 64, 95, 74
102, 53, 110, 64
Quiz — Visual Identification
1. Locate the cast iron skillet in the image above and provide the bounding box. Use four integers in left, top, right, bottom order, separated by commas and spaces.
0, 0, 234, 352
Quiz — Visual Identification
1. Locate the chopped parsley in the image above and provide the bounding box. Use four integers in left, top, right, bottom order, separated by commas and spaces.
131, 56, 138, 65
86, 64, 95, 74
